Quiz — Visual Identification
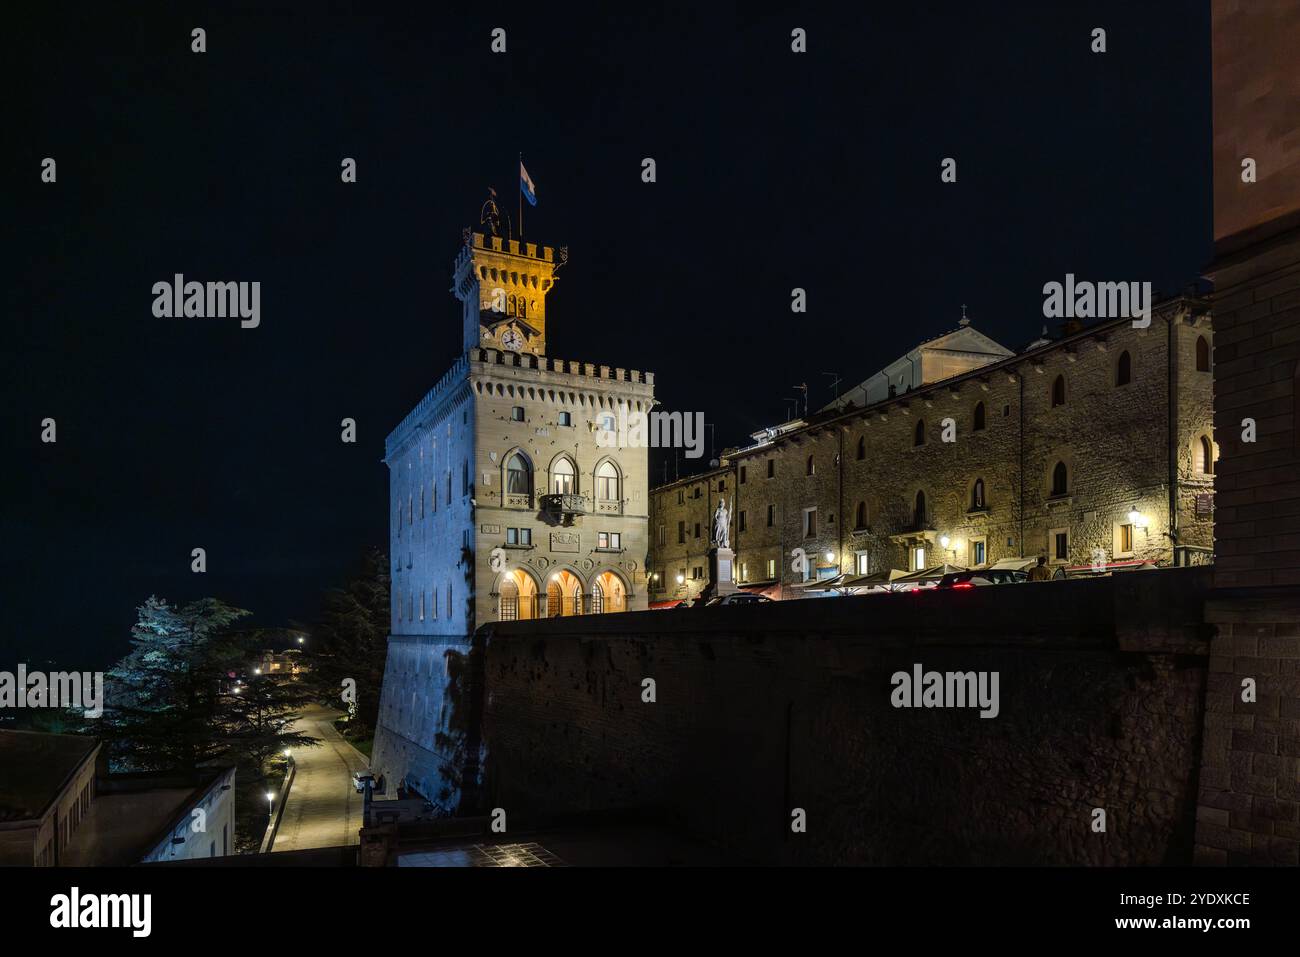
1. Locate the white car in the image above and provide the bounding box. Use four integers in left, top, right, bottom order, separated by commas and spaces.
352, 770, 376, 793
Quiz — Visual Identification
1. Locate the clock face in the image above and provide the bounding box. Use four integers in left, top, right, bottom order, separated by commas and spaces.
502, 329, 524, 351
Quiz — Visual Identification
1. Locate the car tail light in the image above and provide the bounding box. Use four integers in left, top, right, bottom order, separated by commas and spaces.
952, 582, 975, 590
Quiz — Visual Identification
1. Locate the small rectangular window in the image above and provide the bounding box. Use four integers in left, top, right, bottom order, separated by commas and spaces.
803, 508, 817, 538
677, 521, 685, 544
507, 527, 518, 545
511, 406, 525, 422
1120, 523, 1134, 553
767, 504, 776, 527
694, 522, 701, 539
677, 489, 684, 505
740, 466, 747, 484
559, 411, 571, 426
598, 531, 609, 548
521, 528, 532, 546
855, 552, 870, 575
767, 459, 775, 478
739, 510, 747, 532
1055, 531, 1068, 561
766, 558, 776, 579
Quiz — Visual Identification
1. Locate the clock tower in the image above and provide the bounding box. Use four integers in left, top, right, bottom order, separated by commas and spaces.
451, 227, 563, 356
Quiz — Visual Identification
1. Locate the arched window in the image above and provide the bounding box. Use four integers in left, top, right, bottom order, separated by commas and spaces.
855, 501, 867, 529
595, 460, 620, 500
856, 436, 866, 460
552, 457, 575, 494
517, 298, 527, 320
1051, 375, 1066, 407
914, 420, 926, 446
1197, 435, 1215, 475
971, 478, 986, 510
806, 455, 815, 476
506, 453, 531, 496
1196, 336, 1210, 372
506, 294, 516, 317
1051, 461, 1068, 496
914, 490, 927, 528
1117, 351, 1131, 387
973, 402, 986, 431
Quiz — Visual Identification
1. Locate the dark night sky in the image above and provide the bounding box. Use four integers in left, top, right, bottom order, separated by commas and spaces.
4, 2, 1211, 670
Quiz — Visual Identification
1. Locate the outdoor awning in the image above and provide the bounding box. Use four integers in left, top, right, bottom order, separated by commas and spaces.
988, 557, 1036, 572
793, 574, 847, 592
892, 563, 967, 583
839, 569, 909, 589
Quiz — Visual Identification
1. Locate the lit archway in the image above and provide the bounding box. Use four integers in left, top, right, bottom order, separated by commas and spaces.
546, 569, 584, 617
498, 568, 539, 621
592, 570, 628, 614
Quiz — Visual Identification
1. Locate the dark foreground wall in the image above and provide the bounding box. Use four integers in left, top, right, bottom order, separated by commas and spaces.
479, 571, 1213, 865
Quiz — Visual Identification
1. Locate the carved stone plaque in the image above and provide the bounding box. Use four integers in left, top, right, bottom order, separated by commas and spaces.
551, 531, 580, 553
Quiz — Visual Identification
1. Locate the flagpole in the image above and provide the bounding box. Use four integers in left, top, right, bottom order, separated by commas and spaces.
518, 152, 523, 241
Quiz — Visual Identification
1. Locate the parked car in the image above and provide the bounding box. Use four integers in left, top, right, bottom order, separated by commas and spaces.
702, 593, 774, 607
935, 569, 1028, 589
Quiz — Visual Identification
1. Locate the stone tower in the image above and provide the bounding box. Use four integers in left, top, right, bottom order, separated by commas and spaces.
452, 232, 561, 355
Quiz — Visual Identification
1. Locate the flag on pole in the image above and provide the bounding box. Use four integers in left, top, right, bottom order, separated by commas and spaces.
520, 160, 538, 207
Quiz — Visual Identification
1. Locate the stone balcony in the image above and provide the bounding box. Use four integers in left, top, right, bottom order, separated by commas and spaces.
540, 493, 589, 517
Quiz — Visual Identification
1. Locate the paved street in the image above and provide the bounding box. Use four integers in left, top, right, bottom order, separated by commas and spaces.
271, 705, 368, 852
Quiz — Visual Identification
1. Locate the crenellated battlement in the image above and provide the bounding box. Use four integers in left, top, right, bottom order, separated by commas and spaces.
470, 347, 654, 387
384, 355, 471, 458
454, 231, 554, 266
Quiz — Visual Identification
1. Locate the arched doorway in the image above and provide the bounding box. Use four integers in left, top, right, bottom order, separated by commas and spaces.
592, 571, 627, 614
498, 569, 539, 621
545, 569, 583, 617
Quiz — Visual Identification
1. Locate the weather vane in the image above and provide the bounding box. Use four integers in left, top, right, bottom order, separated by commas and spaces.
480, 187, 502, 237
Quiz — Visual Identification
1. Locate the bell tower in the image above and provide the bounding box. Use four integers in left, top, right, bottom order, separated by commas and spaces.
451, 227, 564, 357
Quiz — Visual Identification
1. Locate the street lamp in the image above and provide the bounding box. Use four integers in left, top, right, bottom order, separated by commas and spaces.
939, 535, 950, 550
296, 636, 305, 645
824, 551, 834, 563
253, 667, 262, 675
265, 791, 275, 817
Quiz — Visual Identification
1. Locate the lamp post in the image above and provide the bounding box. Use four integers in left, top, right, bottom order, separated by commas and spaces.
265, 791, 275, 820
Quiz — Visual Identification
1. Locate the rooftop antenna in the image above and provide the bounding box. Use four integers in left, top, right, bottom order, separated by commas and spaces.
792, 382, 808, 418
783, 398, 796, 421
821, 371, 841, 404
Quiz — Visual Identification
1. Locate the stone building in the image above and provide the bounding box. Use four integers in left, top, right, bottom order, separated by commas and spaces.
373, 225, 655, 806
649, 298, 1215, 595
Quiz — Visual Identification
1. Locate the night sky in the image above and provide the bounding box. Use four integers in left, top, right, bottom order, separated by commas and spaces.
5, 2, 1211, 670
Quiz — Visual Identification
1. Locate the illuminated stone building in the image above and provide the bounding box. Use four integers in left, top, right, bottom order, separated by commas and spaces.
373, 224, 655, 805
649, 298, 1216, 595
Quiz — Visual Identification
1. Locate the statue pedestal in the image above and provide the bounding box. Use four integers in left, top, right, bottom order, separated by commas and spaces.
699, 546, 740, 603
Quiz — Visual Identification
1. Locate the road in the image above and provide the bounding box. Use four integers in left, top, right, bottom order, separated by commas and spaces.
271, 705, 368, 852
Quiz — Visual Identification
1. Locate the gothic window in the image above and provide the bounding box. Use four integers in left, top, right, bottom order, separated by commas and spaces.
1196, 335, 1210, 372
1051, 461, 1068, 496
518, 298, 527, 320
596, 460, 620, 500
856, 436, 866, 460
1197, 435, 1215, 475
914, 490, 927, 528
552, 457, 576, 494
1117, 351, 1132, 387
971, 478, 986, 509
506, 453, 531, 496
855, 501, 867, 529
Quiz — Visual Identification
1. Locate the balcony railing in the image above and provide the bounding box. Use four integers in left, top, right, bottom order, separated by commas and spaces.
540, 492, 589, 516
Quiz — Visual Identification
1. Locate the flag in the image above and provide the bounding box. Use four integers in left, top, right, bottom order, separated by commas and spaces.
520, 160, 538, 207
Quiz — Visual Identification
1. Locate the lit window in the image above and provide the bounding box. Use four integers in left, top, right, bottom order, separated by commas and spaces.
596, 461, 620, 500
1197, 436, 1214, 475
1120, 523, 1134, 553
552, 457, 576, 494
507, 453, 530, 495
855, 552, 870, 575
766, 558, 776, 578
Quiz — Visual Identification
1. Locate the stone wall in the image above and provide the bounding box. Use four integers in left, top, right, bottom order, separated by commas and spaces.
479, 570, 1212, 864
